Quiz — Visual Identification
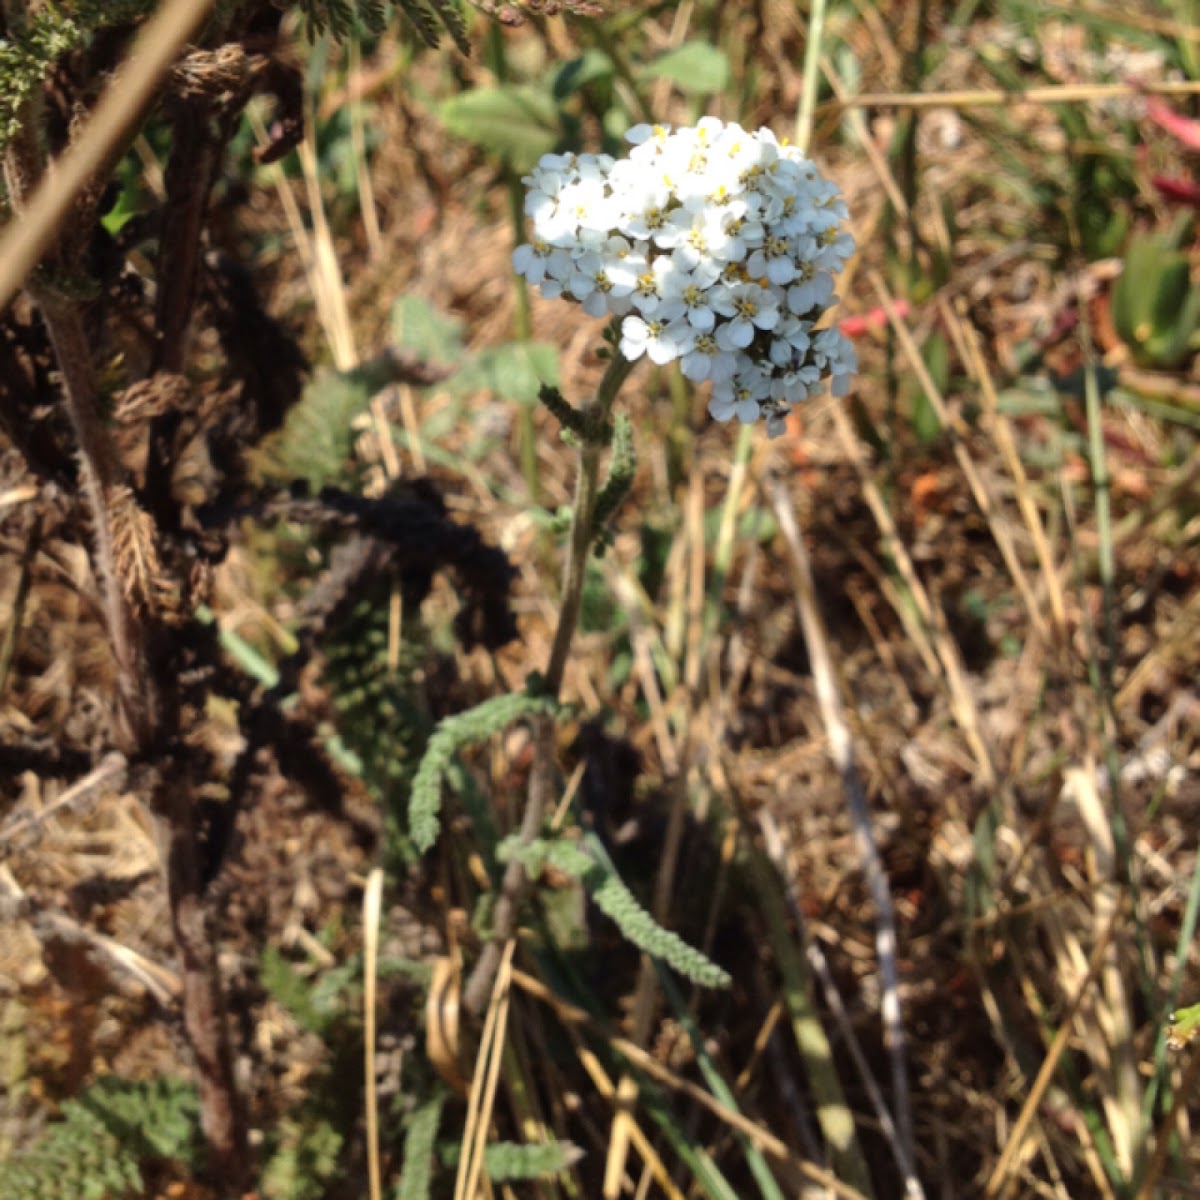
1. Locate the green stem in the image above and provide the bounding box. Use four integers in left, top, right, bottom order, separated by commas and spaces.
543, 353, 635, 693
463, 349, 636, 1016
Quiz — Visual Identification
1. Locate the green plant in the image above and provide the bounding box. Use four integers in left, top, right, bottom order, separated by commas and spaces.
1112, 215, 1200, 370
501, 830, 731, 987
0, 1077, 200, 1200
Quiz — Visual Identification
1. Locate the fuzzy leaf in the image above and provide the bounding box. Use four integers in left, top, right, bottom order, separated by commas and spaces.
638, 42, 731, 95
552, 51, 614, 100
408, 691, 559, 852
395, 1094, 444, 1200
543, 836, 731, 988
391, 295, 467, 366
440, 1139, 584, 1180
455, 341, 560, 406
438, 84, 561, 172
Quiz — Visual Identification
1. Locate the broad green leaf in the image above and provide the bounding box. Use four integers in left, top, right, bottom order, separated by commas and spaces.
454, 341, 560, 406
438, 84, 561, 172
391, 294, 466, 365
638, 42, 730, 95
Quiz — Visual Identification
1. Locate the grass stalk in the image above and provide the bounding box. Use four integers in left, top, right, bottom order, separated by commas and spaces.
793, 0, 827, 152
831, 79, 1200, 112
768, 474, 920, 1198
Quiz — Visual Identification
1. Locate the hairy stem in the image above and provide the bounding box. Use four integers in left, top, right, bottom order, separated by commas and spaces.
33, 290, 155, 748
463, 351, 635, 1016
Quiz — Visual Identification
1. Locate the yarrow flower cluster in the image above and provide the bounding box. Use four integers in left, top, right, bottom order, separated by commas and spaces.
513, 118, 857, 436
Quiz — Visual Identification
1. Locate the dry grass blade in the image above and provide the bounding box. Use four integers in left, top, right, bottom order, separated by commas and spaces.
247, 104, 357, 371
0, 755, 127, 863
737, 804, 874, 1193
756, 808, 908, 1185
510, 969, 871, 1200
297, 113, 358, 370
866, 271, 1049, 645
455, 939, 517, 1200
573, 1043, 685, 1200
0, 518, 39, 696
363, 867, 385, 1200
1068, 767, 1142, 1176
1136, 1043, 1200, 1200
0, 865, 181, 1005
833, 80, 1200, 112
942, 297, 1068, 641
766, 474, 921, 1200
819, 55, 907, 214
984, 911, 1121, 1198
829, 400, 997, 785
603, 1074, 638, 1200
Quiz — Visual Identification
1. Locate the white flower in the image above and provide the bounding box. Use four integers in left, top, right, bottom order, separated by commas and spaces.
746, 233, 800, 286
786, 265, 836, 316
512, 238, 571, 288
709, 366, 769, 424
619, 314, 697, 365
517, 118, 856, 435
769, 315, 811, 365
711, 282, 780, 350
658, 260, 721, 330
568, 237, 642, 317
680, 332, 736, 383
628, 255, 678, 316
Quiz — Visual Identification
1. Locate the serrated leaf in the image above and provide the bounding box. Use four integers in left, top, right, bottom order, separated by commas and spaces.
438, 84, 561, 172
454, 341, 560, 406
391, 295, 466, 365
638, 41, 730, 95
262, 368, 376, 488
439, 1140, 584, 1181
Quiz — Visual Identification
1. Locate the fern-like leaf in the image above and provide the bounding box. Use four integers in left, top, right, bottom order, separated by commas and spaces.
0, 0, 151, 155
427, 0, 471, 54
396, 0, 445, 48
408, 690, 559, 852
0, 1076, 199, 1200
261, 1119, 343, 1200
395, 1092, 444, 1200
511, 835, 731, 988
440, 1139, 584, 1181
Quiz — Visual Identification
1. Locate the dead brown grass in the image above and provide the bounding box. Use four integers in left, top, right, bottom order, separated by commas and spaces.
3, 2, 1200, 1198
